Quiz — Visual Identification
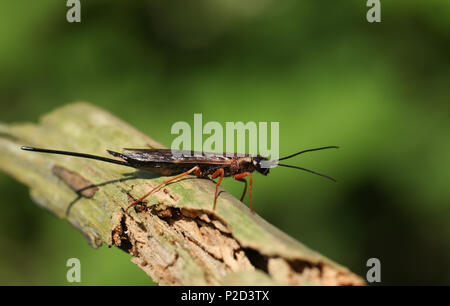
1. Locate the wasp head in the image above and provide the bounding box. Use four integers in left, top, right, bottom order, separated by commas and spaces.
252, 156, 274, 176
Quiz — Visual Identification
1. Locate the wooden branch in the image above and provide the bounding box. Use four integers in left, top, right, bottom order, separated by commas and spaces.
0, 102, 364, 285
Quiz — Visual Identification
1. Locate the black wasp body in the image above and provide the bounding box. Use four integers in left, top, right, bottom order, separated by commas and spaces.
21, 146, 338, 213
108, 149, 270, 177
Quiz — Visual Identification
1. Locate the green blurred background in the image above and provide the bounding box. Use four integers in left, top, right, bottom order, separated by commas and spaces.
0, 1, 449, 285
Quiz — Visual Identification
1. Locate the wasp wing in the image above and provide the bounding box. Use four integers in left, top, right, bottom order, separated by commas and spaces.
120, 149, 246, 165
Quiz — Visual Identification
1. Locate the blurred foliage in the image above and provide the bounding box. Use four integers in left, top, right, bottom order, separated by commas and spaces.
0, 0, 449, 285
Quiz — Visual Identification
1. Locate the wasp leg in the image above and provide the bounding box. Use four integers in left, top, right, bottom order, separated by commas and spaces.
233, 172, 253, 212
126, 166, 201, 213
235, 177, 247, 202
210, 168, 225, 210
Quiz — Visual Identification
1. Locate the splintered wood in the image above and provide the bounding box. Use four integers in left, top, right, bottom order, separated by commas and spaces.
0, 102, 365, 286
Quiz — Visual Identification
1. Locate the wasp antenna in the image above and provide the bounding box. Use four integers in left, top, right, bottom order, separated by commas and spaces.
277, 163, 337, 183
20, 146, 131, 167
277, 146, 339, 162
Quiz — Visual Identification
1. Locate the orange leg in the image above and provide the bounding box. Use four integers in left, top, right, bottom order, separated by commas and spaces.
235, 177, 247, 202
126, 166, 201, 213
233, 172, 253, 212
210, 168, 224, 210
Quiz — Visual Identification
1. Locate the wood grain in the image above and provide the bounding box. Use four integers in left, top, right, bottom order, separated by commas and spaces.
0, 102, 364, 285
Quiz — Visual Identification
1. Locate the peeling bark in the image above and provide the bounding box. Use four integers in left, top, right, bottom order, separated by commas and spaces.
0, 102, 364, 286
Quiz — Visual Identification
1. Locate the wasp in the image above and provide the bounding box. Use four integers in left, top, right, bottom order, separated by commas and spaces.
21, 146, 338, 213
